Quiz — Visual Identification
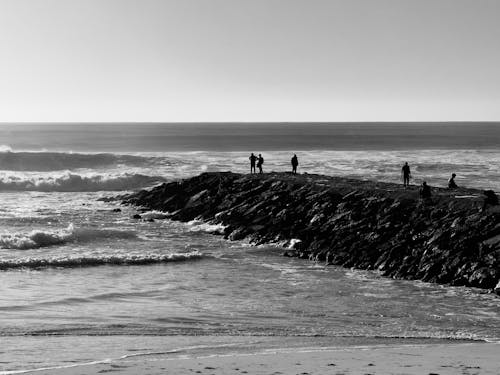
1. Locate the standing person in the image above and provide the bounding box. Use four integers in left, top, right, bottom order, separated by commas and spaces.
249, 153, 257, 174
257, 154, 264, 174
291, 154, 298, 174
448, 173, 458, 189
401, 162, 411, 187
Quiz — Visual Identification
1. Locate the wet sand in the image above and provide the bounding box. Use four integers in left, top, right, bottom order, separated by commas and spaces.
25, 341, 499, 375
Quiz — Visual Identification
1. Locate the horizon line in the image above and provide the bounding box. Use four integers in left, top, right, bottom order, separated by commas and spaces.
1, 121, 500, 125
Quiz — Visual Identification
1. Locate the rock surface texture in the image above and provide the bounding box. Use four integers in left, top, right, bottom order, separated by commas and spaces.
122, 172, 500, 292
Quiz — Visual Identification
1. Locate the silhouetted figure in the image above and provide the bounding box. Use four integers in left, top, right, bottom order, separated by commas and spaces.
419, 181, 431, 200
482, 190, 499, 211
401, 162, 411, 187
257, 154, 264, 174
249, 153, 257, 174
448, 173, 458, 189
291, 154, 298, 174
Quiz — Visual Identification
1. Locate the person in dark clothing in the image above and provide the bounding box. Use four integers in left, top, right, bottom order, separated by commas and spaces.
291, 154, 298, 174
419, 181, 431, 199
448, 173, 458, 189
249, 153, 257, 174
482, 190, 499, 211
401, 162, 411, 187
257, 154, 264, 174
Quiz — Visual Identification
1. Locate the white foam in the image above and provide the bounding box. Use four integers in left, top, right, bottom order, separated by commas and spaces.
141, 210, 170, 220
3, 149, 500, 190
186, 220, 226, 233
287, 238, 302, 249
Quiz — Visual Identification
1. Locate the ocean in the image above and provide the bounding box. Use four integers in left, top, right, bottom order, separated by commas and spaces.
0, 123, 499, 373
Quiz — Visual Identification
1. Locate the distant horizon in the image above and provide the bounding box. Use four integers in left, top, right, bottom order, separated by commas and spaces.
2, 122, 500, 152
1, 121, 500, 125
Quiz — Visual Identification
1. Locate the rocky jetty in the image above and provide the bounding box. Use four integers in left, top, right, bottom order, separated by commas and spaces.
122, 172, 499, 292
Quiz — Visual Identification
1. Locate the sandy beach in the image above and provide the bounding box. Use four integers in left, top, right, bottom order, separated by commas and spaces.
21, 340, 499, 375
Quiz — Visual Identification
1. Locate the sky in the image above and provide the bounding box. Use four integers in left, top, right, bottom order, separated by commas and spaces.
0, 0, 499, 122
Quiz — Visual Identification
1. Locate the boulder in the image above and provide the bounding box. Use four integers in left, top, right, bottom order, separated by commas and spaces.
120, 171, 498, 291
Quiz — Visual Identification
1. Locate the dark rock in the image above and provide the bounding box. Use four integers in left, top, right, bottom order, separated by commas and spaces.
468, 267, 497, 289
112, 208, 122, 212
120, 171, 500, 291
132, 214, 142, 219
228, 227, 249, 241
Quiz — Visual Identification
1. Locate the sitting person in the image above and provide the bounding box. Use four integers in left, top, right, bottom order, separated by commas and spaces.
420, 181, 431, 199
448, 173, 458, 189
482, 190, 499, 211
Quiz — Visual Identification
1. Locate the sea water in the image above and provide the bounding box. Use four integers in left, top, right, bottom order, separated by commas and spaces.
0, 123, 498, 373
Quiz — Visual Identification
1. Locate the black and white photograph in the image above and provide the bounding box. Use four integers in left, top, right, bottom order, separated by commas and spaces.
0, 1, 499, 374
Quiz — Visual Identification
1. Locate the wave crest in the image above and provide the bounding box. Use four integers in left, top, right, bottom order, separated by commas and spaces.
0, 173, 165, 192
0, 151, 148, 171
0, 224, 138, 250
0, 251, 203, 270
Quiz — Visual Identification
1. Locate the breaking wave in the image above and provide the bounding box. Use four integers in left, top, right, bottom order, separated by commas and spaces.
0, 151, 148, 171
141, 210, 171, 220
186, 219, 226, 234
0, 251, 203, 270
0, 173, 165, 192
0, 224, 138, 250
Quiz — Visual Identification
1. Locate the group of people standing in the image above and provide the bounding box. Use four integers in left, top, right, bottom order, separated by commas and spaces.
246, 155, 496, 209
247, 156, 458, 195
249, 153, 265, 174
249, 153, 299, 174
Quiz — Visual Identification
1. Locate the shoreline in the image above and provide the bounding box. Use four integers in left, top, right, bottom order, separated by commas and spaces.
5, 336, 498, 375
122, 172, 500, 292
